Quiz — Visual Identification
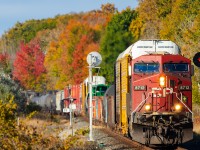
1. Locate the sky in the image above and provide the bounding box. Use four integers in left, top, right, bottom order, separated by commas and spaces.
0, 0, 138, 37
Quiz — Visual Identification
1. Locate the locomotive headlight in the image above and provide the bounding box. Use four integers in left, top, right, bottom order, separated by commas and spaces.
175, 104, 181, 111
159, 76, 165, 87
145, 104, 151, 111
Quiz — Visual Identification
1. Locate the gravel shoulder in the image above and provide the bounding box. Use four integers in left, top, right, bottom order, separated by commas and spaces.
58, 116, 141, 150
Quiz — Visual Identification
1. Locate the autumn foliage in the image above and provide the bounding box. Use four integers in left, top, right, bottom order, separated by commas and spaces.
45, 9, 111, 89
13, 40, 46, 92
0, 2, 199, 101
0, 52, 11, 75
72, 33, 100, 84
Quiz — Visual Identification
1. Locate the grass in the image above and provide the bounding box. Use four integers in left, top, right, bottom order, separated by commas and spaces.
19, 112, 99, 149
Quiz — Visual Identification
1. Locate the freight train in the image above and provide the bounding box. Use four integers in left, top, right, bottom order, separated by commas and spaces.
56, 40, 193, 146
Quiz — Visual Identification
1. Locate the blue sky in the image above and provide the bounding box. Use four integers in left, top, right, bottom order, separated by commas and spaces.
0, 0, 138, 37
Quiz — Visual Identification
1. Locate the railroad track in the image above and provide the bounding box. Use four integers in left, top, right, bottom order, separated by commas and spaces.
99, 126, 153, 150
88, 117, 153, 150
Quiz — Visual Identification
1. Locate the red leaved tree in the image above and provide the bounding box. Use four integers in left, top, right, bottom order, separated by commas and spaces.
72, 33, 99, 84
13, 40, 46, 92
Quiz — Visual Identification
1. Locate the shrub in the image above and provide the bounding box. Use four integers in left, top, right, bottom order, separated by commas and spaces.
25, 102, 42, 114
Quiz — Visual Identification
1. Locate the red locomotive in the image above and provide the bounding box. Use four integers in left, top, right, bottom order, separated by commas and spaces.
105, 40, 193, 145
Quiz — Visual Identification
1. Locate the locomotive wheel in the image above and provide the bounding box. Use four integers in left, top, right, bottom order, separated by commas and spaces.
144, 128, 151, 146
176, 129, 183, 145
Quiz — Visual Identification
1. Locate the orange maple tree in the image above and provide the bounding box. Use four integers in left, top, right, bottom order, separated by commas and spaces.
72, 33, 99, 84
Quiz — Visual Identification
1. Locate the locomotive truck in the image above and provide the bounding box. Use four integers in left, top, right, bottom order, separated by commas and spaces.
105, 40, 193, 145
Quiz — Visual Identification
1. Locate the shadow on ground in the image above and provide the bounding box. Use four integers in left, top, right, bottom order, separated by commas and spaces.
180, 132, 200, 150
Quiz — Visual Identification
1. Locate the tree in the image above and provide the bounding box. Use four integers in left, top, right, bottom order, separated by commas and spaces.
13, 40, 46, 92
130, 0, 174, 40
44, 13, 108, 89
45, 19, 90, 89
101, 3, 117, 14
100, 8, 137, 83
160, 0, 200, 56
72, 33, 99, 84
0, 76, 26, 112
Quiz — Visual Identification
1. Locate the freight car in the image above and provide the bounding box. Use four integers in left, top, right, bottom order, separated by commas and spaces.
59, 84, 81, 116
103, 40, 193, 145
58, 76, 108, 118
86, 84, 109, 120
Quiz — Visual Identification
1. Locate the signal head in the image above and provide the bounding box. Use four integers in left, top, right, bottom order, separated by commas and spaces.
193, 52, 200, 67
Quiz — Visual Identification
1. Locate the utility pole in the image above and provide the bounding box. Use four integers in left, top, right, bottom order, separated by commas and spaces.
87, 52, 102, 141
89, 58, 93, 141
65, 96, 76, 136
70, 97, 74, 136
69, 97, 72, 126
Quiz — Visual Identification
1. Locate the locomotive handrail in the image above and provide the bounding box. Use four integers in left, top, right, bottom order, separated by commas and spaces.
130, 92, 153, 124
131, 92, 153, 116
173, 92, 193, 115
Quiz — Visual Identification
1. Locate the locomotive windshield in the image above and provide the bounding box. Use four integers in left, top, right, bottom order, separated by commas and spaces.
163, 63, 188, 72
134, 63, 159, 73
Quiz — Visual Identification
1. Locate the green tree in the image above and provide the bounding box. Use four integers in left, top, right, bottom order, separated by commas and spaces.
0, 76, 26, 112
100, 8, 137, 83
